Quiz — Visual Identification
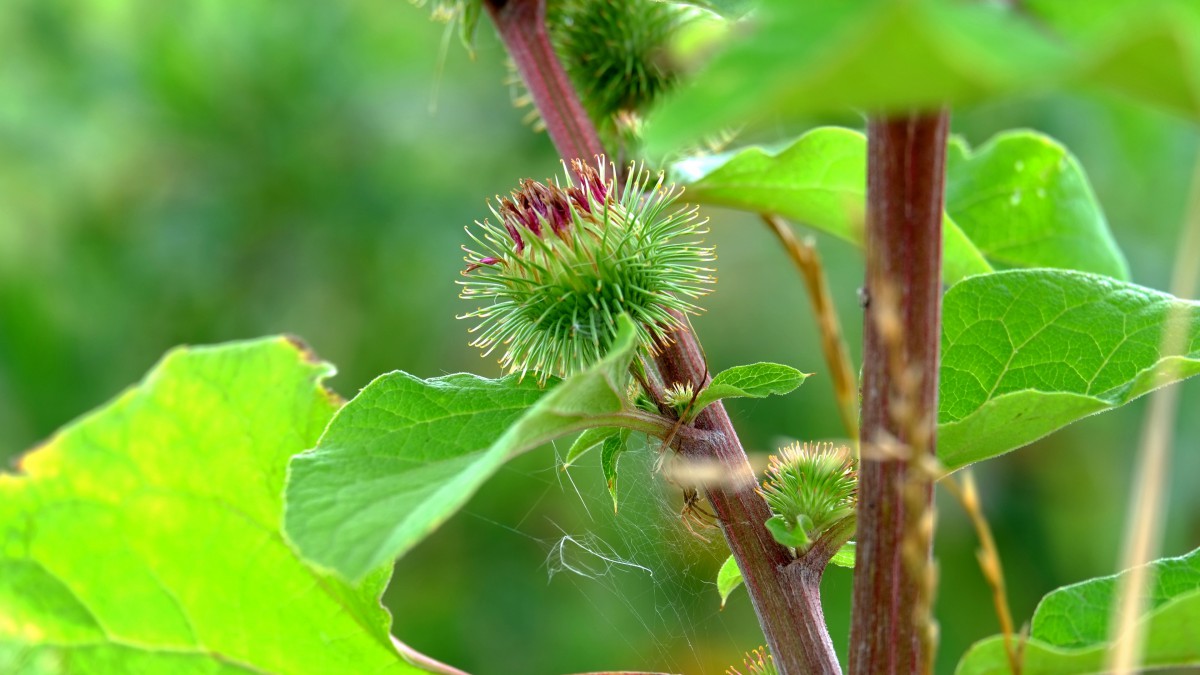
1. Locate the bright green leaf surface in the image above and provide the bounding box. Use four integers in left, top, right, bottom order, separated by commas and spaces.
0, 338, 419, 674
1022, 0, 1133, 39
957, 548, 1200, 674
937, 270, 1200, 469
691, 362, 809, 418
958, 591, 1200, 674
601, 430, 631, 513
647, 0, 1067, 154
945, 131, 1129, 280
716, 555, 743, 609
285, 316, 643, 581
1075, 3, 1200, 121
674, 127, 994, 284
284, 373, 548, 582
0, 643, 59, 675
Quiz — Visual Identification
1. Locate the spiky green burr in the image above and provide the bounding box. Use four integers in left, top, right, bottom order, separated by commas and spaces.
459, 158, 714, 382
759, 442, 858, 549
551, 0, 687, 123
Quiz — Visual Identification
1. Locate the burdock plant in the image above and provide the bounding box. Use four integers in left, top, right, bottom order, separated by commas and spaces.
459, 157, 714, 382
14, 5, 1200, 675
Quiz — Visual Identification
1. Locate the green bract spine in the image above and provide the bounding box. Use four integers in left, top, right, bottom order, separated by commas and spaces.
459, 158, 714, 382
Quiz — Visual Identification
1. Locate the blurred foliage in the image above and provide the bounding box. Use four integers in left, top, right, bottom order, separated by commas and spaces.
645, 0, 1200, 155
645, 0, 1069, 155
1, 1, 1198, 674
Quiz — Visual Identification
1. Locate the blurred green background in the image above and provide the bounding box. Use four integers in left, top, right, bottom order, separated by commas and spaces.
1, 2, 1198, 673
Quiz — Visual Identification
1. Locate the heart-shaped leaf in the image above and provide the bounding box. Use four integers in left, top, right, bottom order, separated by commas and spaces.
675, 127, 1127, 285
674, 127, 992, 284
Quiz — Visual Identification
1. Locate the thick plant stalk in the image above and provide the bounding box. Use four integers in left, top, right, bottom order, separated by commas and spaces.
483, 0, 605, 163
480, 2, 841, 671
849, 112, 949, 675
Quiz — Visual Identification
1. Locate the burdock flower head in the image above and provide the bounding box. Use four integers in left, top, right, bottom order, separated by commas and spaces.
759, 442, 858, 549
459, 157, 714, 382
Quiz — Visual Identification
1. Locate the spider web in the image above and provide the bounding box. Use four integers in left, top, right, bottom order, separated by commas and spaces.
460, 434, 767, 675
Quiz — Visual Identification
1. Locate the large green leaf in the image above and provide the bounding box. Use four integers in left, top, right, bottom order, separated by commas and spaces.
957, 548, 1200, 674
285, 315, 648, 581
945, 131, 1129, 280
937, 270, 1200, 470
0, 338, 419, 673
1027, 0, 1200, 120
646, 0, 1067, 154
675, 127, 993, 284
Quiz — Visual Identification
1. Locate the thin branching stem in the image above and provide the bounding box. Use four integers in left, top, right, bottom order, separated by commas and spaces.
482, 3, 841, 672
653, 319, 842, 675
